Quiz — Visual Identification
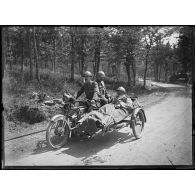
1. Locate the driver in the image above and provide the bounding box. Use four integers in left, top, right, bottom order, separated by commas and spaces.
76, 71, 99, 107
96, 71, 111, 106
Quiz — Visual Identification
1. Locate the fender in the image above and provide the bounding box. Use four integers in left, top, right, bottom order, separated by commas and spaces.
49, 114, 72, 138
50, 114, 71, 130
132, 107, 147, 123
50, 114, 65, 122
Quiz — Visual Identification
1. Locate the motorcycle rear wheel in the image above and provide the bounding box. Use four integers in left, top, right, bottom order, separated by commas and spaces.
46, 116, 70, 149
131, 110, 145, 139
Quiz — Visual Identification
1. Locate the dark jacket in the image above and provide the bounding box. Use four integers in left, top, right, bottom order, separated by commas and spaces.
76, 81, 99, 100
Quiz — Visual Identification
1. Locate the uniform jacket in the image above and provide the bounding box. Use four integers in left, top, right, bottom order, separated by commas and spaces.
97, 81, 109, 99
76, 81, 99, 100
113, 94, 133, 112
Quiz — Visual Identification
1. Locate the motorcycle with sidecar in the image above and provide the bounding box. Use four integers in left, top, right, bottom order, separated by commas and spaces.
46, 93, 146, 149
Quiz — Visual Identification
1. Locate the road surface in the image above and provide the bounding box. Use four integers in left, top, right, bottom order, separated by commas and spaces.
6, 83, 192, 166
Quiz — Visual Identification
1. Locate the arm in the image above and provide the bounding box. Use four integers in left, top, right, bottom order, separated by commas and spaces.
92, 82, 100, 100
104, 85, 110, 99
119, 97, 133, 111
76, 86, 84, 99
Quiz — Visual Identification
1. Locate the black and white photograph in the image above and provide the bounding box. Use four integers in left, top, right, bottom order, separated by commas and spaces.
1, 26, 193, 167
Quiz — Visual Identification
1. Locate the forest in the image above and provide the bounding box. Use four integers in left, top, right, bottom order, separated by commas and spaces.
2, 26, 193, 91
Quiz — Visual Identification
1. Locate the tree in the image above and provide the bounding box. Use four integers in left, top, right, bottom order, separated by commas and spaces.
70, 27, 76, 81
26, 27, 33, 79
74, 27, 89, 76
150, 42, 172, 81
141, 26, 161, 87
2, 27, 7, 74
106, 26, 141, 86
94, 28, 101, 74
33, 27, 39, 81
176, 26, 194, 73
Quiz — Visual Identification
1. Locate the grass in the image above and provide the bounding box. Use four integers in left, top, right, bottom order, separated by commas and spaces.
3, 67, 166, 124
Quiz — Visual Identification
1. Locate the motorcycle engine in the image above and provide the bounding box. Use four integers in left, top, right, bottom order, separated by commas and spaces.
68, 108, 78, 120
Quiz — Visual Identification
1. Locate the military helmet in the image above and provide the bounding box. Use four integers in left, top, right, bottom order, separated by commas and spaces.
116, 86, 126, 94
84, 71, 92, 77
97, 71, 105, 78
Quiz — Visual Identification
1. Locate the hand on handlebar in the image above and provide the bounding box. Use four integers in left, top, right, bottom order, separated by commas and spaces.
91, 100, 95, 104
114, 104, 121, 109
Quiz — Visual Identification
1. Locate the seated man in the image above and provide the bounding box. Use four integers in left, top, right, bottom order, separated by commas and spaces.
96, 71, 111, 106
76, 71, 99, 109
76, 86, 134, 136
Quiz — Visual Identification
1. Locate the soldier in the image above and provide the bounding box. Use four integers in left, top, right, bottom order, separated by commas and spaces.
96, 71, 111, 106
76, 71, 99, 105
113, 86, 133, 112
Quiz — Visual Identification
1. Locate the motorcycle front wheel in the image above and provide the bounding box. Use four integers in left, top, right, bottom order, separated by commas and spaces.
131, 110, 145, 139
46, 116, 70, 149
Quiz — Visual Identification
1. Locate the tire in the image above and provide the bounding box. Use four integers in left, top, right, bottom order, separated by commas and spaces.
46, 116, 70, 149
131, 110, 145, 139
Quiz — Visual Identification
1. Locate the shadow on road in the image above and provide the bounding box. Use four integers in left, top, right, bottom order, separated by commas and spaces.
32, 129, 136, 160
32, 140, 50, 154
58, 130, 135, 159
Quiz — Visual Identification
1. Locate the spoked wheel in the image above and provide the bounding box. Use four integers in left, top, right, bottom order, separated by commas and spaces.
131, 110, 145, 139
46, 116, 70, 149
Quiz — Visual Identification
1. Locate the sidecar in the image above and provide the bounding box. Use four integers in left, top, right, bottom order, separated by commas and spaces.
72, 96, 146, 140
115, 96, 146, 139
104, 105, 146, 139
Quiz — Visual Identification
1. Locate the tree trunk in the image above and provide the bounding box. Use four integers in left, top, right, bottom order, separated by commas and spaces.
81, 55, 85, 76
158, 64, 162, 81
94, 35, 101, 75
164, 63, 168, 82
9, 61, 12, 70
79, 54, 85, 76
36, 31, 40, 69
131, 58, 136, 86
21, 40, 24, 79
27, 28, 33, 79
96, 36, 101, 73
33, 27, 39, 81
124, 60, 131, 86
53, 38, 56, 72
70, 33, 75, 81
154, 64, 159, 81
143, 52, 149, 88
165, 69, 168, 82
44, 57, 47, 69
78, 59, 81, 75
80, 37, 85, 76
2, 27, 6, 75
94, 52, 97, 75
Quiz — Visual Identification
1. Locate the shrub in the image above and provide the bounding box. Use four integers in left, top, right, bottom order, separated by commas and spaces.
5, 99, 46, 124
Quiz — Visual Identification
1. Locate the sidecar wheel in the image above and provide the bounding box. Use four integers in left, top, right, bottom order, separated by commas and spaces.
131, 110, 145, 139
46, 116, 70, 149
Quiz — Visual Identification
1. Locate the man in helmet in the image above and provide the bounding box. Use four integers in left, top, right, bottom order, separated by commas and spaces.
112, 86, 133, 111
76, 71, 99, 104
96, 71, 111, 106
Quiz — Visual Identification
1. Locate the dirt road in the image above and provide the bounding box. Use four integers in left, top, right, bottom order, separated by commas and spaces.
5, 83, 192, 166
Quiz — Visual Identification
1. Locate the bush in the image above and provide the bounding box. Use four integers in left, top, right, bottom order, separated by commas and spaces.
4, 99, 46, 124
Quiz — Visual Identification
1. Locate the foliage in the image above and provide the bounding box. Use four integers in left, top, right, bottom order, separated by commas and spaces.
3, 26, 193, 86
176, 26, 194, 73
